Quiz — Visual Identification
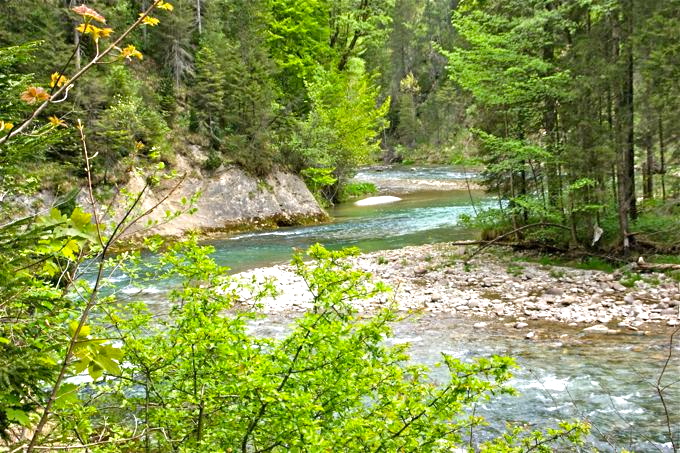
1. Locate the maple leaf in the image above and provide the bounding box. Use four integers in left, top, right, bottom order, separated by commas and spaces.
71, 4, 106, 23
157, 1, 174, 11
139, 14, 160, 26
20, 86, 50, 104
76, 23, 113, 41
48, 116, 67, 128
120, 44, 143, 60
50, 72, 69, 88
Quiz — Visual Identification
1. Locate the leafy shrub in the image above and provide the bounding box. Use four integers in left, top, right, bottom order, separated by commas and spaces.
337, 181, 378, 202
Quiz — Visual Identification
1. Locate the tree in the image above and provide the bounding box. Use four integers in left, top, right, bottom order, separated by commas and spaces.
191, 45, 224, 142
288, 58, 389, 199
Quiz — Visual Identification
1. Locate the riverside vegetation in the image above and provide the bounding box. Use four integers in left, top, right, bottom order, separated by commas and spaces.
0, 0, 678, 451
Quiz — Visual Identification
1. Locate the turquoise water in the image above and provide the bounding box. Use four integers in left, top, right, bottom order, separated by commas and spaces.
252, 314, 679, 452
207, 188, 487, 273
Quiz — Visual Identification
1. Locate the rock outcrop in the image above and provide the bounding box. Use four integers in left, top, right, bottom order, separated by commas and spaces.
122, 164, 327, 239
7, 147, 327, 240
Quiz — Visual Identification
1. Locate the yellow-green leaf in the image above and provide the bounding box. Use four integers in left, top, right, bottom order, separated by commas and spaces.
69, 321, 91, 338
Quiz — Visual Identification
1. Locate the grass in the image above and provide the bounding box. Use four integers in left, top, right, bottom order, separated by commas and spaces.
620, 272, 642, 288
506, 263, 524, 277
648, 254, 680, 265
520, 254, 618, 273
573, 257, 617, 273
337, 182, 377, 202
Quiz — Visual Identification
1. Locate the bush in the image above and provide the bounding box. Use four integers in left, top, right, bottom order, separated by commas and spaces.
337, 181, 378, 202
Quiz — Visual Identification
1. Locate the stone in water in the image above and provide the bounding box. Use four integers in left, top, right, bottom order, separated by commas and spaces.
354, 196, 402, 206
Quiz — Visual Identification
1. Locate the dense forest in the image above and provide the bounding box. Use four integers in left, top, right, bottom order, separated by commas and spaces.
1, 0, 679, 451
2, 0, 679, 247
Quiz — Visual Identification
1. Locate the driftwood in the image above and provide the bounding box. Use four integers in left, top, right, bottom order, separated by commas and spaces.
443, 226, 679, 273
635, 262, 680, 272
464, 222, 571, 263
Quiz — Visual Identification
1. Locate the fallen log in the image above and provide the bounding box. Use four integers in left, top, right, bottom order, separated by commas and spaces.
635, 262, 680, 272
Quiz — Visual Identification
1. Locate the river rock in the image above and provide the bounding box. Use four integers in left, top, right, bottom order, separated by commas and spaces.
232, 241, 680, 332
611, 282, 627, 292
414, 267, 428, 276
583, 324, 619, 334
561, 296, 577, 306
545, 287, 564, 296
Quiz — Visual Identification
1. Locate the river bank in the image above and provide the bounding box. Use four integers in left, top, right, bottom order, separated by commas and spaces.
235, 242, 680, 335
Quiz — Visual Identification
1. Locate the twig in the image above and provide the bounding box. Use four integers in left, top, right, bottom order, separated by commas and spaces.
28, 428, 162, 450
0, 0, 163, 145
25, 126, 152, 453
655, 326, 679, 452
78, 120, 104, 248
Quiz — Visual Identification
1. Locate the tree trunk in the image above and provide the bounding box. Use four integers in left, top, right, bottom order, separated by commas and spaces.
614, 0, 636, 253
642, 131, 653, 200
196, 0, 202, 35
658, 113, 667, 201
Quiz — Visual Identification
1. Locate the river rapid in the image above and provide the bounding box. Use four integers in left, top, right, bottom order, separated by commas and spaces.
126, 166, 678, 451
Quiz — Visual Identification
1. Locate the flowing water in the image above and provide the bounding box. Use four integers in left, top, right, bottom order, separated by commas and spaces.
251, 313, 678, 452
118, 166, 678, 451
206, 179, 487, 273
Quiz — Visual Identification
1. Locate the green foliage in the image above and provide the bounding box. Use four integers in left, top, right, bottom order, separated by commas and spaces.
441, 0, 680, 251
95, 94, 171, 170
301, 166, 337, 204
267, 0, 331, 94
337, 181, 378, 202
288, 59, 389, 197
0, 207, 99, 441
191, 46, 225, 143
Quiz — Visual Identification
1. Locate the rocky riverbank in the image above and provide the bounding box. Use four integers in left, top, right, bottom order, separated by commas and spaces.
9, 145, 328, 241
235, 242, 680, 334
352, 166, 483, 194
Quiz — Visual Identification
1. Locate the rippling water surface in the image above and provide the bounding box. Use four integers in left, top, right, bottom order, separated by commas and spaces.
251, 313, 679, 452
207, 177, 487, 272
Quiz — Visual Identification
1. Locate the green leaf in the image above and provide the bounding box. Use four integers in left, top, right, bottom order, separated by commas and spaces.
93, 353, 121, 376
69, 207, 92, 228
88, 362, 103, 381
54, 383, 80, 409
73, 358, 89, 375
68, 321, 91, 338
6, 408, 30, 426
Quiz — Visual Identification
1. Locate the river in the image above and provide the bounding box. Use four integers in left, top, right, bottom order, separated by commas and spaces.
129, 166, 679, 451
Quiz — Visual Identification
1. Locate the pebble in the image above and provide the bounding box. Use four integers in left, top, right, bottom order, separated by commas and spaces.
582, 324, 611, 333
611, 282, 627, 292
232, 244, 680, 330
